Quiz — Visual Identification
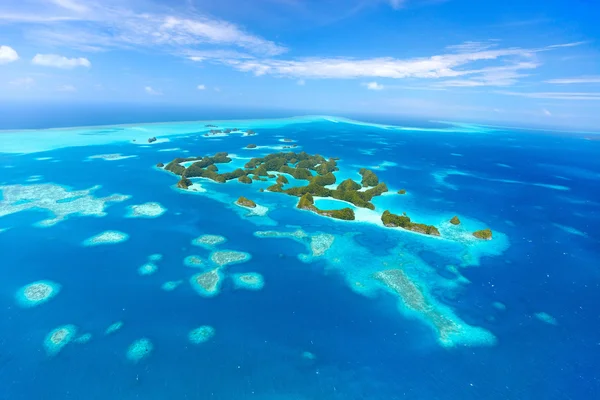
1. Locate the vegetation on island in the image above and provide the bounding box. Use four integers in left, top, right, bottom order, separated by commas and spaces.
238, 175, 252, 184
156, 162, 164, 168
236, 196, 257, 208
177, 177, 192, 189
297, 193, 355, 220
473, 228, 492, 240
162, 151, 428, 226
450, 216, 461, 225
148, 137, 157, 143
398, 189, 406, 195
276, 174, 289, 185
246, 130, 256, 135
381, 210, 440, 236
246, 144, 257, 149
359, 168, 379, 187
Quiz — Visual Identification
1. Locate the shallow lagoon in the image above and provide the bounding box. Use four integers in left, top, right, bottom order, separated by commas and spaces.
0, 116, 599, 399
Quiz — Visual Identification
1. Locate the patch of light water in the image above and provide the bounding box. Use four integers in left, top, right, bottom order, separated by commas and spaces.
125, 202, 167, 218
87, 153, 137, 161
82, 230, 129, 246
553, 223, 588, 237
255, 228, 499, 347
0, 183, 130, 227
432, 168, 570, 192
231, 272, 265, 290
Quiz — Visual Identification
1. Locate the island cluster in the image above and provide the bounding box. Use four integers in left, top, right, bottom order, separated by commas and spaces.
162, 151, 493, 239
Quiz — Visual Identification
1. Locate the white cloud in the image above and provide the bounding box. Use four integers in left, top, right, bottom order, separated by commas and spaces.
0, 45, 19, 64
50, 0, 88, 13
297, 79, 306, 86
545, 76, 600, 84
364, 81, 384, 90
9, 77, 34, 87
32, 54, 91, 68
497, 91, 600, 101
145, 86, 162, 95
388, 0, 407, 9
5, 1, 286, 57
543, 108, 552, 116
197, 84, 206, 90
224, 42, 573, 82
57, 84, 77, 92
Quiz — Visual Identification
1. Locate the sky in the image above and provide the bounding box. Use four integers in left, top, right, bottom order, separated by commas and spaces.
0, 0, 599, 130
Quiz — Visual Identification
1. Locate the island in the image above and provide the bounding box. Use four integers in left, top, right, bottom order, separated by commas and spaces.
297, 193, 355, 220
398, 189, 406, 195
381, 210, 440, 236
450, 216, 461, 225
156, 162, 164, 168
148, 137, 157, 143
246, 144, 257, 149
473, 228, 493, 240
236, 196, 257, 208
246, 129, 256, 135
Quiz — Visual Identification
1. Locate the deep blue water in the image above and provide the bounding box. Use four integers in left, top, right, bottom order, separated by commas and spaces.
0, 114, 599, 400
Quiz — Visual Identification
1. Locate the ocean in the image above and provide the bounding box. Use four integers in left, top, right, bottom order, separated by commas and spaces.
0, 110, 598, 399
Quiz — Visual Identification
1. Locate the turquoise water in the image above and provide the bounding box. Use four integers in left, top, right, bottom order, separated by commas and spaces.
0, 115, 599, 399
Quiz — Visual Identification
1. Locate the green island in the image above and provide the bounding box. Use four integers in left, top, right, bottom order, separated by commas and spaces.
450, 215, 461, 225
398, 189, 406, 195
297, 193, 355, 220
236, 196, 257, 208
246, 144, 257, 149
381, 210, 440, 236
473, 228, 493, 240
161, 150, 485, 236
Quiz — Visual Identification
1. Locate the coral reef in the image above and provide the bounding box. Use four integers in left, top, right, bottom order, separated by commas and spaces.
44, 325, 77, 356
232, 272, 265, 290
190, 269, 223, 297
127, 338, 154, 362
83, 230, 129, 246
188, 326, 216, 344
15, 280, 61, 308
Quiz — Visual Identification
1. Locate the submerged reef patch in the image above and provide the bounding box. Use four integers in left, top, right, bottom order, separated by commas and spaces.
87, 153, 137, 161
125, 202, 167, 218
148, 253, 163, 262
192, 234, 227, 248
232, 273, 265, 290
184, 255, 204, 268
375, 269, 496, 347
105, 321, 123, 335
83, 230, 129, 246
44, 325, 77, 356
126, 338, 154, 362
138, 263, 158, 276
254, 229, 333, 260
188, 326, 216, 344
74, 333, 92, 344
15, 280, 61, 308
535, 312, 558, 325
161, 280, 183, 291
210, 250, 251, 267
0, 184, 130, 227
190, 269, 224, 297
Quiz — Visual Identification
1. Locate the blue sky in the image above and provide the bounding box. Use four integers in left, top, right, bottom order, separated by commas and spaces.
1, 0, 599, 130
